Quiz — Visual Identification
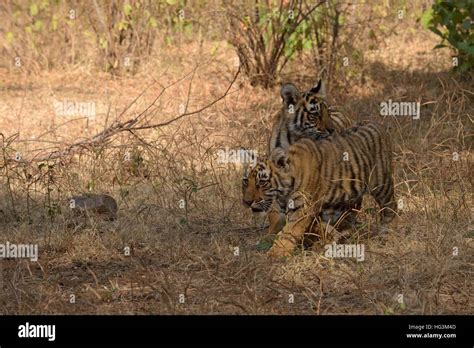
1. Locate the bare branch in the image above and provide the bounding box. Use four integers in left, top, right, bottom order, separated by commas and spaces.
131, 65, 240, 131
4, 65, 240, 164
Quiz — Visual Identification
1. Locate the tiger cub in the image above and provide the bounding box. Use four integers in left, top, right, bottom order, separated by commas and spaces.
263, 121, 397, 258
268, 79, 352, 153
242, 80, 355, 233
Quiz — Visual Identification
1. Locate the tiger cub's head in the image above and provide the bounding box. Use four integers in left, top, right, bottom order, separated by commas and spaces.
281, 79, 335, 139
242, 160, 274, 213
241, 150, 293, 213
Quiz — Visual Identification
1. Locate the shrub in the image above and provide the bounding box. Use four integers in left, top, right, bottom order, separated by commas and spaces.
227, 1, 325, 88
421, 0, 474, 72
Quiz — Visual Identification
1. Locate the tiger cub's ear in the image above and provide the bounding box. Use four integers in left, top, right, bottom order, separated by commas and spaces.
270, 148, 290, 172
280, 83, 299, 108
309, 79, 326, 98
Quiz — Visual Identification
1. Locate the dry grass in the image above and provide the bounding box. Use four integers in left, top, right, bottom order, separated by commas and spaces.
0, 8, 472, 315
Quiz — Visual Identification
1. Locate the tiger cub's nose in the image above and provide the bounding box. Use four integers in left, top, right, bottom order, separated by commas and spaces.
242, 199, 253, 207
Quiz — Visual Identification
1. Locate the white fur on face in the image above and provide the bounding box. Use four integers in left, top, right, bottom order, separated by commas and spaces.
256, 167, 270, 182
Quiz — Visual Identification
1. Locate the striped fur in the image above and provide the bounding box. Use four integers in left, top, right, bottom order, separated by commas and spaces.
268, 80, 352, 153
264, 121, 397, 257
267, 122, 396, 256
243, 80, 355, 233
242, 158, 361, 236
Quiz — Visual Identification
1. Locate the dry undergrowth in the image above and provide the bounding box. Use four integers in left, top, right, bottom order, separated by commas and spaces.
0, 11, 472, 315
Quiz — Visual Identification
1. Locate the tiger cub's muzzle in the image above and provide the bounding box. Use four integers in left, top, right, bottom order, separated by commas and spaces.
246, 199, 272, 213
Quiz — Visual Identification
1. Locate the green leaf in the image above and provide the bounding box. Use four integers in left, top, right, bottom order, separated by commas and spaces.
420, 8, 433, 29
123, 3, 132, 16
33, 20, 43, 32
5, 31, 14, 44
256, 239, 273, 251
87, 182, 94, 191
338, 13, 345, 26
51, 14, 58, 31
116, 20, 129, 31
210, 43, 219, 55
303, 39, 312, 50
99, 37, 108, 49
183, 22, 193, 36
456, 42, 474, 55
464, 230, 474, 238
166, 0, 177, 4
30, 3, 39, 16
429, 26, 444, 38
40, 0, 49, 10
148, 17, 157, 28
462, 19, 471, 30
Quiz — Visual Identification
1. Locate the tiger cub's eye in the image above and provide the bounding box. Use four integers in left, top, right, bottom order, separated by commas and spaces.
308, 102, 320, 114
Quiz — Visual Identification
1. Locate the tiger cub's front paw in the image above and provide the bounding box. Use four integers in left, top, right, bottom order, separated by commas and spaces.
267, 237, 295, 258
